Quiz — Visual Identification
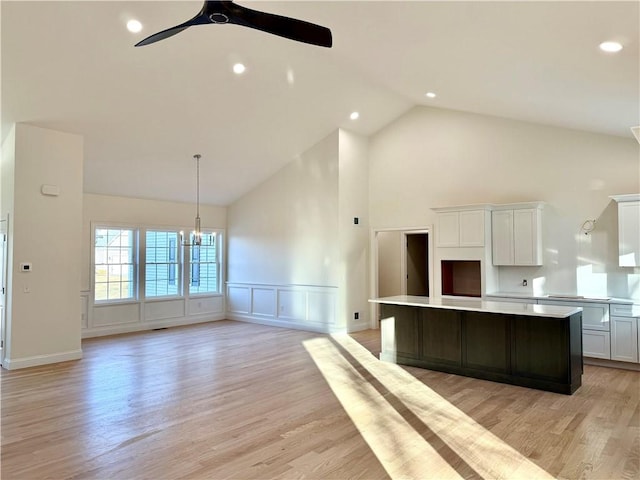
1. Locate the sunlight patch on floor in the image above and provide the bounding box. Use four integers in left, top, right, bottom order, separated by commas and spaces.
303, 334, 555, 480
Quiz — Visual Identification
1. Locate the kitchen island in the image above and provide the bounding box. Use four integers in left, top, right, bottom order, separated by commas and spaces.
370, 295, 583, 394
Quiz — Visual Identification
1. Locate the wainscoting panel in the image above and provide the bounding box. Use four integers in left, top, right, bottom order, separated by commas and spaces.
227, 286, 251, 314
278, 289, 307, 322
308, 291, 336, 326
145, 299, 186, 321
92, 303, 140, 327
188, 296, 224, 316
226, 283, 340, 333
252, 288, 276, 318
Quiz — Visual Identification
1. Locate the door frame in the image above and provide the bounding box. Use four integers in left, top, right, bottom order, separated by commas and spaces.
0, 215, 8, 366
369, 225, 434, 329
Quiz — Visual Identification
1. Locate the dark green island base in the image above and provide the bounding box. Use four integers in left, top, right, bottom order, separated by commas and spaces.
377, 299, 583, 395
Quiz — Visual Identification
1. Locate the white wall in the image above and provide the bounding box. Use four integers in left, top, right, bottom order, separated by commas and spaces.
338, 130, 369, 330
227, 131, 340, 288
2, 124, 84, 368
369, 106, 640, 299
377, 230, 402, 297
81, 193, 227, 291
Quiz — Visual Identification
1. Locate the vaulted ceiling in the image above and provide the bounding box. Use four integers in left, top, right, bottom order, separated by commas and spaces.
2, 1, 638, 205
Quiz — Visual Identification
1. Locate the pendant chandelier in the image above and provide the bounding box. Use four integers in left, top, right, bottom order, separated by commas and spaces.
182, 154, 211, 247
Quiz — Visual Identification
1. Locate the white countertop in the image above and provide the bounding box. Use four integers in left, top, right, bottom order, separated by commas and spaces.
486, 292, 640, 305
369, 295, 582, 318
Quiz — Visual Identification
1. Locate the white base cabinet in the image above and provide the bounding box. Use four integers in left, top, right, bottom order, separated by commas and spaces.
611, 316, 638, 362
583, 330, 611, 359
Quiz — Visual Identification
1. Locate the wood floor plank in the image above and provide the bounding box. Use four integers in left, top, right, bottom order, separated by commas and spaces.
1, 320, 638, 479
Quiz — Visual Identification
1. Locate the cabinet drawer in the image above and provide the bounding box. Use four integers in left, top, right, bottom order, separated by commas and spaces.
583, 330, 611, 359
539, 300, 609, 331
610, 303, 640, 317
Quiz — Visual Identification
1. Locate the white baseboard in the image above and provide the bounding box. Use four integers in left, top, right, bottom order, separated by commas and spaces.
82, 313, 226, 338
227, 312, 345, 334
3, 349, 83, 370
348, 319, 371, 332
584, 357, 640, 371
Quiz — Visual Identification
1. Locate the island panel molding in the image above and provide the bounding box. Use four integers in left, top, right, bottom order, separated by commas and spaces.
372, 295, 583, 394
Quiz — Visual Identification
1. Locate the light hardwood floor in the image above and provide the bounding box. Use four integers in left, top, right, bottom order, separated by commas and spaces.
1, 320, 638, 479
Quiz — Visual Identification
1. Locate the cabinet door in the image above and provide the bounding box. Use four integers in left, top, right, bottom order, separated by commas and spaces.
512, 315, 568, 381
464, 311, 510, 373
421, 309, 461, 366
459, 210, 485, 247
611, 316, 639, 363
492, 210, 514, 265
618, 202, 640, 267
437, 212, 460, 247
380, 305, 420, 359
513, 209, 542, 265
582, 330, 611, 359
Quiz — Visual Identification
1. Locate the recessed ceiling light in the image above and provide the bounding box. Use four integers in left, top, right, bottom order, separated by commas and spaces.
425, 92, 437, 98
350, 112, 360, 120
599, 41, 623, 53
127, 19, 142, 33
233, 63, 246, 74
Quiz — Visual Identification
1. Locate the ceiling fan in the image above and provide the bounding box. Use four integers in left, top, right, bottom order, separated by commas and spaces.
135, 0, 332, 48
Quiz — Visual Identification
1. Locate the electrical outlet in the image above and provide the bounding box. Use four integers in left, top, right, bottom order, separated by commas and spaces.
522, 279, 528, 287
354, 312, 359, 320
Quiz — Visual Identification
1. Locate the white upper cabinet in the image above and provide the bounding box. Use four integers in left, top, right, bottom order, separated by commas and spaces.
611, 195, 640, 267
492, 210, 514, 265
459, 210, 485, 246
436, 211, 461, 247
492, 203, 543, 266
434, 208, 486, 247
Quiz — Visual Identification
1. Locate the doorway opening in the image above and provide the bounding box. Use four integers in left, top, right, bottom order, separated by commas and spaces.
370, 227, 433, 328
405, 233, 429, 296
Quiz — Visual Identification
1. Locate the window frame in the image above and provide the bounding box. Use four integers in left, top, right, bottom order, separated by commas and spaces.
90, 223, 225, 310
144, 229, 184, 300
187, 230, 223, 297
92, 223, 139, 305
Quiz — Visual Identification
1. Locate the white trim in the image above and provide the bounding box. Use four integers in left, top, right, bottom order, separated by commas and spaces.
3, 349, 83, 370
610, 194, 640, 203
83, 313, 225, 338
369, 225, 435, 330
227, 312, 343, 334
226, 283, 338, 333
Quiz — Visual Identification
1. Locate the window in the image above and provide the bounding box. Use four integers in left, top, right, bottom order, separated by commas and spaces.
146, 230, 180, 297
94, 228, 136, 302
189, 232, 219, 294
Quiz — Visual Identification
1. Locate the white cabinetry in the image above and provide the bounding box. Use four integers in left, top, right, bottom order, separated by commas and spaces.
582, 330, 612, 360
611, 195, 640, 267
610, 303, 639, 363
491, 203, 543, 266
611, 316, 638, 362
435, 208, 486, 247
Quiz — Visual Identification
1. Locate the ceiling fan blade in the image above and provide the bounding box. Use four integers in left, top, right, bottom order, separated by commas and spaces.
226, 3, 332, 48
135, 10, 209, 47
135, 25, 190, 47
135, 1, 332, 48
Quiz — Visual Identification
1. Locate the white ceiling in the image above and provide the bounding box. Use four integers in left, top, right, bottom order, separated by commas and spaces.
2, 1, 638, 206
